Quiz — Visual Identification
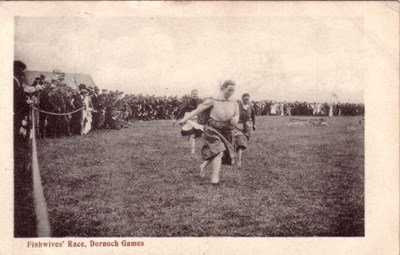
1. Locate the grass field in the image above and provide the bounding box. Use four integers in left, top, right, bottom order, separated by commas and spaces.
37, 116, 364, 237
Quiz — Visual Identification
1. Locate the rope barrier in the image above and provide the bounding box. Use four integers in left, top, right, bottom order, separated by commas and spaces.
32, 106, 84, 116
30, 110, 52, 237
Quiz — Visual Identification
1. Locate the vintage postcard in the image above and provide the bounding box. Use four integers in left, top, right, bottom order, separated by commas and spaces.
0, 1, 398, 254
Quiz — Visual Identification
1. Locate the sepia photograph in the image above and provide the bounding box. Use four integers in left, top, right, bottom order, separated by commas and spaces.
2, 1, 399, 254
13, 14, 366, 238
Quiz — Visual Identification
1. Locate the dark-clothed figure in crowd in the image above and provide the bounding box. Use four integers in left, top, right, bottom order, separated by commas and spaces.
30, 82, 43, 137
13, 60, 37, 237
14, 61, 32, 138
104, 91, 123, 130
38, 79, 51, 138
90, 86, 101, 130
97, 90, 108, 129
70, 84, 85, 135
47, 83, 65, 138
57, 82, 71, 137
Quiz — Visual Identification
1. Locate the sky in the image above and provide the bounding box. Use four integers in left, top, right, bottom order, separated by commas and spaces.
15, 16, 365, 102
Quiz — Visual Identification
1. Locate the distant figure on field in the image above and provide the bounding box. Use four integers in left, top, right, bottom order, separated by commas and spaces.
173, 89, 203, 155
234, 93, 256, 166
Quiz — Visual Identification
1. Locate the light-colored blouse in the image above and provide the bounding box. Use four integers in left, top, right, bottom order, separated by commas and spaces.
201, 95, 239, 125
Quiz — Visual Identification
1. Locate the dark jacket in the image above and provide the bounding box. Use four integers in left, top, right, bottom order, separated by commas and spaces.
175, 98, 200, 119
238, 101, 256, 125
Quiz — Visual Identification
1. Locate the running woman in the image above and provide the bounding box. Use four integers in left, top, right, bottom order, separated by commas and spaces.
178, 80, 239, 184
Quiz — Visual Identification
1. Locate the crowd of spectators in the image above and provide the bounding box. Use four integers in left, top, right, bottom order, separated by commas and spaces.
253, 101, 365, 117
14, 61, 365, 141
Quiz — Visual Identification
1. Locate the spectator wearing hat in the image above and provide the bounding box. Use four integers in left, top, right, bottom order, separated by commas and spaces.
46, 84, 61, 138
65, 87, 76, 133
97, 90, 109, 128
13, 60, 32, 137
78, 83, 86, 91
13, 60, 39, 237
55, 85, 69, 138
38, 82, 51, 138
81, 89, 94, 134
32, 77, 42, 87
90, 87, 101, 130
70, 88, 84, 135
58, 84, 73, 136
45, 84, 56, 138
31, 85, 43, 137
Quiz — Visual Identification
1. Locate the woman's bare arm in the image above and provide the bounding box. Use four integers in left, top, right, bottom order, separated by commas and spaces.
178, 99, 212, 124
230, 101, 240, 126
